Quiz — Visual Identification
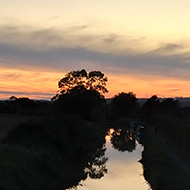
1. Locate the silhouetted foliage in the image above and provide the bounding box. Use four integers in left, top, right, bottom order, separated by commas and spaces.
142, 95, 160, 118
53, 69, 108, 121
53, 69, 108, 100
142, 96, 180, 119
110, 129, 136, 152
143, 95, 160, 108
85, 147, 108, 179
9, 96, 18, 101
142, 96, 190, 151
111, 92, 138, 118
54, 85, 105, 120
0, 97, 51, 115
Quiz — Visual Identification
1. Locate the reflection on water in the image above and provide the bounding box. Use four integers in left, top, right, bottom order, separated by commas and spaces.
84, 147, 108, 179
110, 128, 136, 152
76, 128, 150, 190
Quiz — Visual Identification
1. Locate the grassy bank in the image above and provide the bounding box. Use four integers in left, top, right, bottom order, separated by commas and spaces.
0, 114, 109, 190
140, 125, 190, 190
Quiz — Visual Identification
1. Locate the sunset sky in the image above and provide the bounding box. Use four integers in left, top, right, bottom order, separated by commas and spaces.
1, 0, 190, 99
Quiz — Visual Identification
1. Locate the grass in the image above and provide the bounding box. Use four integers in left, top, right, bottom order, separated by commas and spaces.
0, 114, 108, 190
141, 125, 190, 190
0, 144, 68, 190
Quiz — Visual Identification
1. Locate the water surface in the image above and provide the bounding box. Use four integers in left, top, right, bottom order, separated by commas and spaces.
76, 129, 150, 190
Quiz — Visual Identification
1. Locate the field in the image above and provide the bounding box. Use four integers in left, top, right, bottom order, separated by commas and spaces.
0, 114, 29, 140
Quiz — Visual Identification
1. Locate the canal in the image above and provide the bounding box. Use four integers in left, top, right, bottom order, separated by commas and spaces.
76, 128, 150, 190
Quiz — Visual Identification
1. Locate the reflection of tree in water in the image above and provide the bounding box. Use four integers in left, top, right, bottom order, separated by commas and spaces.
85, 147, 108, 179
61, 134, 108, 189
110, 129, 137, 152
62, 131, 108, 189
64, 144, 108, 189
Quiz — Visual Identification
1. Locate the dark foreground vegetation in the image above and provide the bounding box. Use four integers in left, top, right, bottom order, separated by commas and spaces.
140, 96, 190, 190
0, 69, 190, 190
0, 115, 108, 190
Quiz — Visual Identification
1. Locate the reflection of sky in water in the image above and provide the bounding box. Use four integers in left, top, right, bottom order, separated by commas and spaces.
76, 135, 150, 190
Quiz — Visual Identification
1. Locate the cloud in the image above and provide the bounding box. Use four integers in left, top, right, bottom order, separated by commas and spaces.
0, 90, 54, 97
0, 23, 148, 54
1, 41, 190, 81
102, 34, 122, 44
148, 43, 190, 56
1, 22, 189, 57
1, 22, 190, 83
1, 72, 22, 80
66, 24, 90, 32
0, 67, 62, 99
155, 43, 182, 51
170, 89, 180, 92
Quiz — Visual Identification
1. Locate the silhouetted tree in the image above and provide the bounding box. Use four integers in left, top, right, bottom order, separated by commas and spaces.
142, 96, 180, 119
53, 69, 108, 100
111, 92, 138, 118
55, 86, 105, 120
143, 95, 160, 108
53, 69, 108, 120
142, 95, 160, 119
9, 96, 18, 101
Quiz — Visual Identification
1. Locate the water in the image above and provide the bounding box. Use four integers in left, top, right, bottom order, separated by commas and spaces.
76, 128, 150, 190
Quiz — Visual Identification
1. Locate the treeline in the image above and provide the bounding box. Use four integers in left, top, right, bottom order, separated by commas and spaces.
1, 91, 190, 151
140, 96, 190, 190
1, 90, 190, 151
141, 95, 190, 151
0, 97, 51, 115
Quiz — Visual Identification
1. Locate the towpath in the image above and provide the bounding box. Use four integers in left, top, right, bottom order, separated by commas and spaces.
159, 135, 190, 177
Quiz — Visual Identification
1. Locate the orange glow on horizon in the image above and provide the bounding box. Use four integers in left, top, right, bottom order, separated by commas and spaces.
0, 67, 65, 100
0, 66, 190, 100
106, 73, 190, 99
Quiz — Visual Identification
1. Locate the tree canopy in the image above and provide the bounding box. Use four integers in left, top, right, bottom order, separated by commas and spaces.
111, 92, 138, 118
58, 69, 108, 96
52, 69, 108, 121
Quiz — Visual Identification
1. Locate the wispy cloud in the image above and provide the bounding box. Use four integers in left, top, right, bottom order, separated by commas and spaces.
1, 22, 189, 56
0, 67, 63, 99
0, 23, 149, 54
1, 42, 190, 81
0, 90, 54, 97
148, 43, 189, 56
0, 22, 190, 84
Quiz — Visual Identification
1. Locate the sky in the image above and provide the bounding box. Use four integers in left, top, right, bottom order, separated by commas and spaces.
1, 0, 190, 99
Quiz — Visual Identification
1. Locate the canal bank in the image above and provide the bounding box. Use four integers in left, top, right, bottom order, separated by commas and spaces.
140, 125, 190, 190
